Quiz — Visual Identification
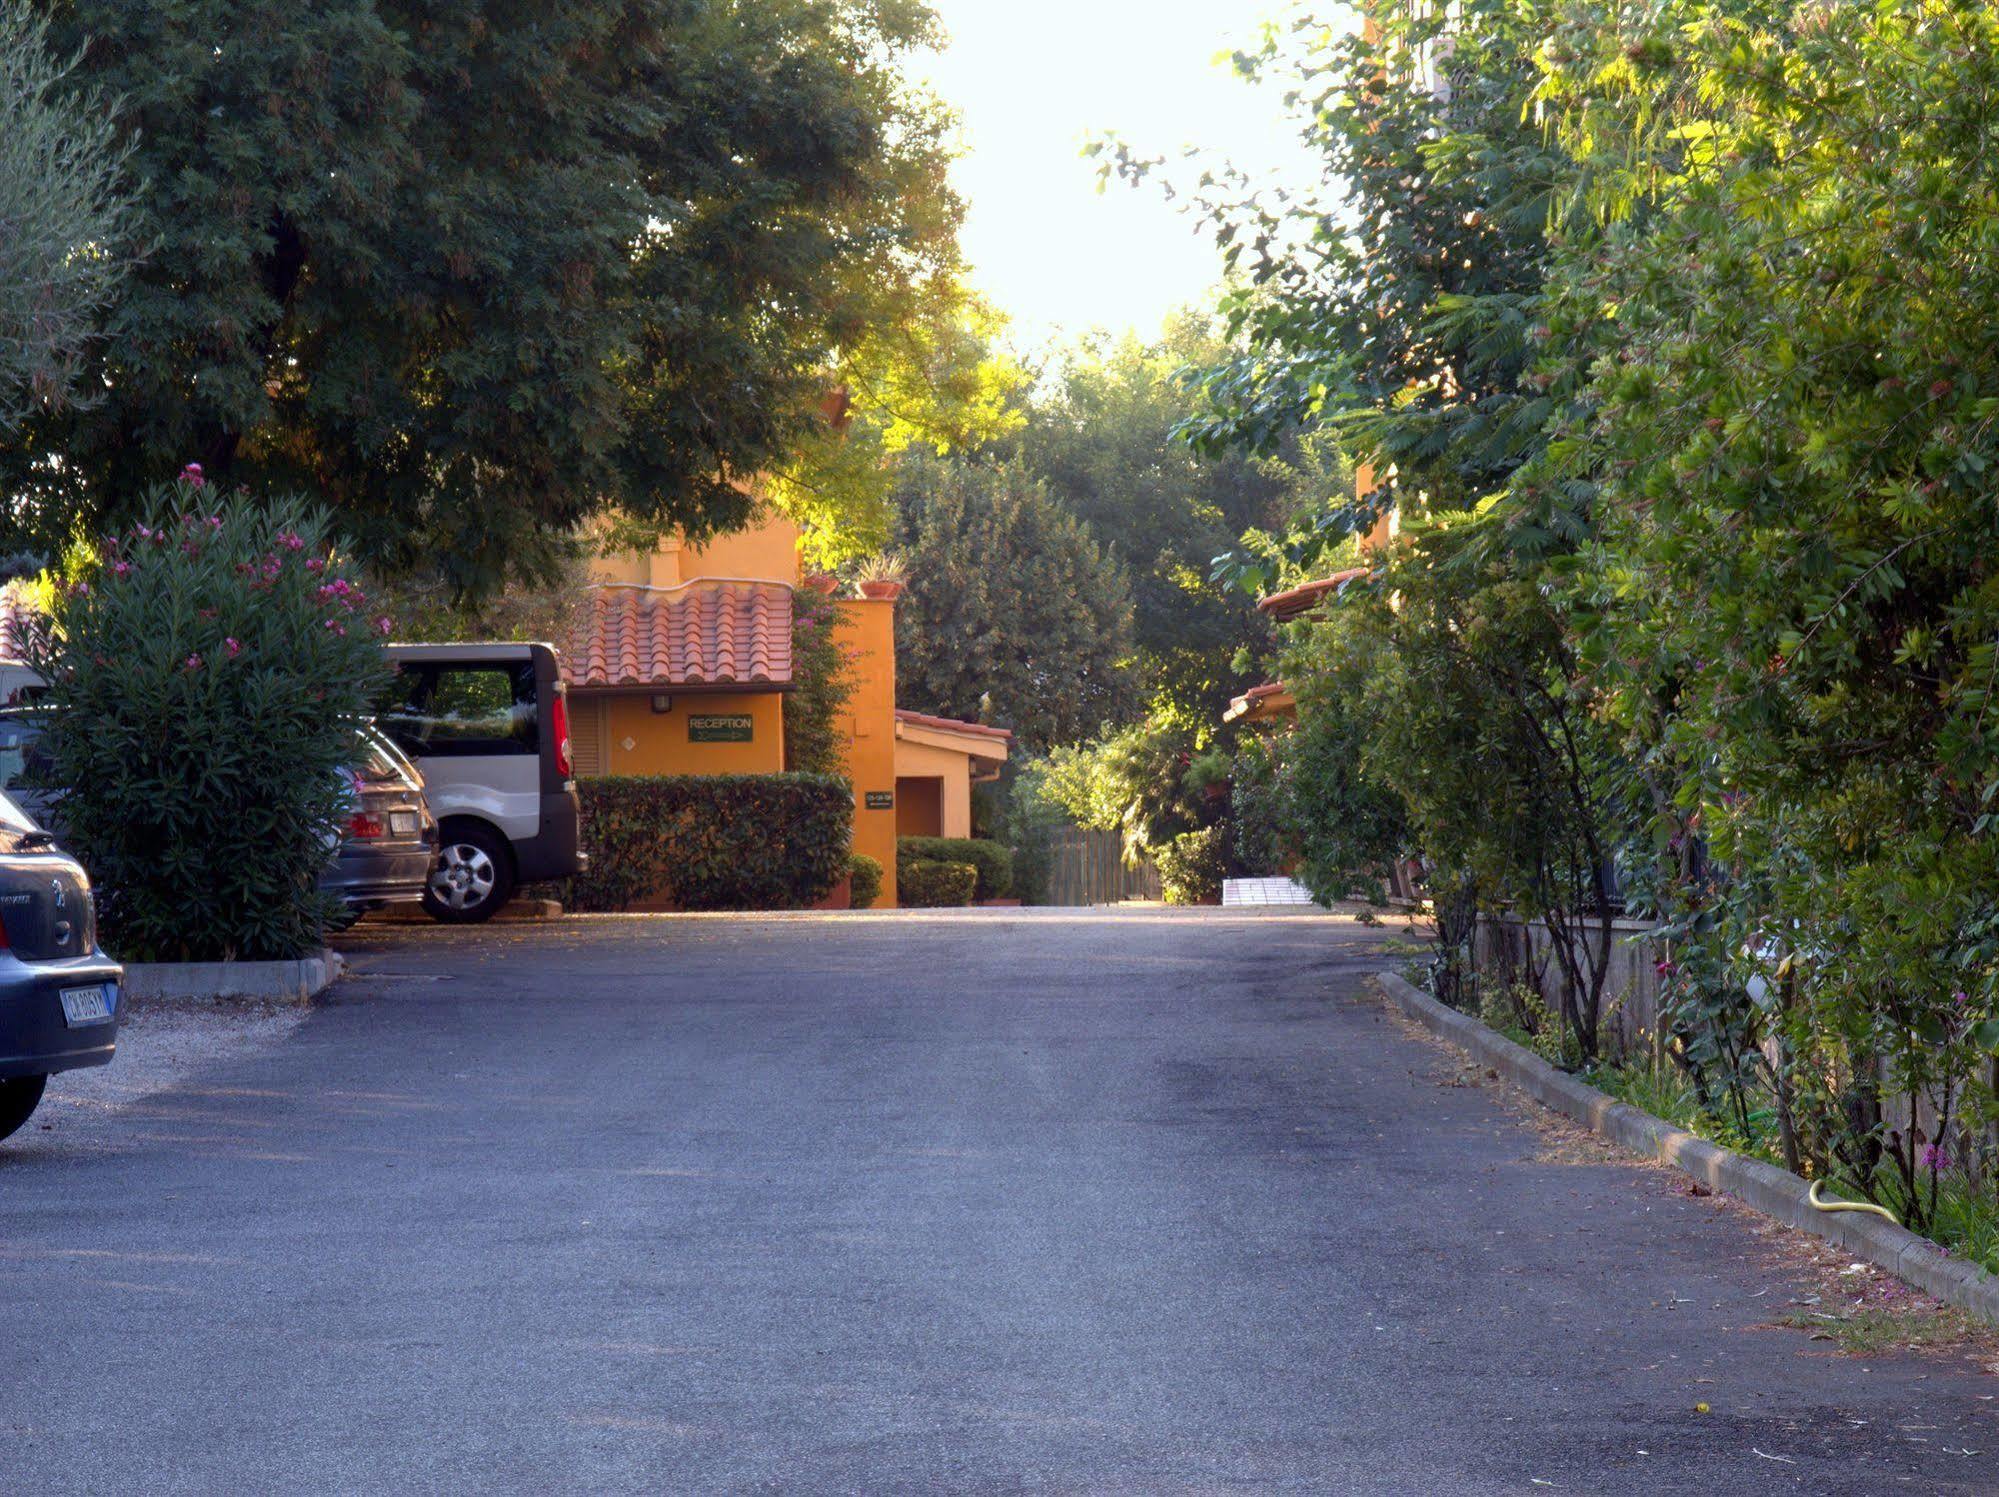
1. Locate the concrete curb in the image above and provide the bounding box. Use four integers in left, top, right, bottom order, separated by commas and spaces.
122, 950, 345, 1005
367, 899, 563, 926
1374, 970, 1999, 1325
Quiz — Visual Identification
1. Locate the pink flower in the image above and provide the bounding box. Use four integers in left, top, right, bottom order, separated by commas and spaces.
183, 653, 203, 671
324, 619, 346, 636
276, 530, 305, 552
181, 462, 205, 488
1921, 1142, 1949, 1173
69, 580, 89, 597
224, 637, 242, 658
305, 558, 326, 574
111, 561, 131, 578
206, 515, 222, 530
374, 615, 394, 636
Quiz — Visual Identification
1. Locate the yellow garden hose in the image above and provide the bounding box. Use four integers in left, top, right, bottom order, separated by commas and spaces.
1808, 1178, 1900, 1225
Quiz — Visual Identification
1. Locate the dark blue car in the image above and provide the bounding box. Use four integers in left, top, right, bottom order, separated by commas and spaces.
0, 789, 121, 1142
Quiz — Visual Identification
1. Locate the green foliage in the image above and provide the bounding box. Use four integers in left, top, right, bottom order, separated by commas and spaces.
896, 836, 1012, 901
1108, 0, 1561, 587
1155, 826, 1226, 906
892, 456, 1137, 750
1035, 717, 1207, 862
1166, 0, 1999, 1246
991, 763, 1068, 905
1006, 317, 1290, 722
9, 1, 972, 596
568, 773, 852, 913
0, 1, 133, 435
28, 488, 390, 961
847, 852, 883, 910
1269, 595, 1410, 903
899, 858, 976, 908
1224, 733, 1289, 878
783, 588, 858, 775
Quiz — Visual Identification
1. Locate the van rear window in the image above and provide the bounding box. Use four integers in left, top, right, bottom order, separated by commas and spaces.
378, 664, 537, 757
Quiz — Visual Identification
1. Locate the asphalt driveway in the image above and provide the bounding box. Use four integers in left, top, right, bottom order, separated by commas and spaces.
1, 909, 1995, 1493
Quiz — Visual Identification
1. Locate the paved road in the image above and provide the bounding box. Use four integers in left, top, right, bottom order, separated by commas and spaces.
2, 910, 1995, 1493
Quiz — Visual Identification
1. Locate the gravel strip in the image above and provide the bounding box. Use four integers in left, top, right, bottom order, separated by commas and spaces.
5, 995, 310, 1154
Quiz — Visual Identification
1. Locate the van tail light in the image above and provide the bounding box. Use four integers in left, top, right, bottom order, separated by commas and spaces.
347, 812, 385, 840
552, 690, 573, 779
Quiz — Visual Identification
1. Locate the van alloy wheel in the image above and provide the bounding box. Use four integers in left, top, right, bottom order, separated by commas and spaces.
421, 823, 516, 923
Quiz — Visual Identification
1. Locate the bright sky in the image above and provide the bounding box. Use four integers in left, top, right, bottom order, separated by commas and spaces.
915, 1, 1347, 352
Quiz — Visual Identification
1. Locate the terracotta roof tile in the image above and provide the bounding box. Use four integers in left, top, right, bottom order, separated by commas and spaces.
1256, 567, 1369, 622
562, 582, 793, 690
1222, 680, 1295, 725
894, 709, 1014, 745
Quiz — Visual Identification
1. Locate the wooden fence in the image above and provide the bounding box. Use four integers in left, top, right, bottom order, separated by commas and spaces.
1044, 828, 1161, 906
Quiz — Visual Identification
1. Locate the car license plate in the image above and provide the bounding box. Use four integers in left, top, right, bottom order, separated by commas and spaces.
389, 811, 419, 835
59, 984, 113, 1027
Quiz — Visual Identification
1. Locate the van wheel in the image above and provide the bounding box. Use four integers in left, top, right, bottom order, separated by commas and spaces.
0, 1075, 47, 1143
423, 824, 515, 924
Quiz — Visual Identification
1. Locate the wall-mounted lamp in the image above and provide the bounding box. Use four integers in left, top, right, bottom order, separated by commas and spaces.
650, 693, 674, 714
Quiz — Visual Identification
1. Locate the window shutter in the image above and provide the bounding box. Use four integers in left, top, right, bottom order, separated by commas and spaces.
571, 696, 607, 776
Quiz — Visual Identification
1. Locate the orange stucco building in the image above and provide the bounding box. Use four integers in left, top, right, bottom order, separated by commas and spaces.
566, 513, 1003, 908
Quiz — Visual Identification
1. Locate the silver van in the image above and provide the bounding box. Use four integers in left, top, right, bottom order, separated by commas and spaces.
379, 643, 586, 922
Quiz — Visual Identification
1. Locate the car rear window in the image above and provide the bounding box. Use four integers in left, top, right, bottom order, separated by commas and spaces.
355, 730, 419, 786
378, 663, 537, 757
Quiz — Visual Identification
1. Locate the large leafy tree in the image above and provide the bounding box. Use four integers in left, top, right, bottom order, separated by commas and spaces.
1007, 315, 1287, 725
0, 1, 131, 435
1104, 1, 1564, 582
1543, 0, 1999, 1213
891, 456, 1136, 750
10, 0, 976, 595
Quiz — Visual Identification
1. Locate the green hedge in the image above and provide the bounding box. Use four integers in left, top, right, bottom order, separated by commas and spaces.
569, 773, 852, 912
897, 836, 1013, 900
848, 852, 883, 910
1157, 826, 1226, 906
901, 859, 976, 907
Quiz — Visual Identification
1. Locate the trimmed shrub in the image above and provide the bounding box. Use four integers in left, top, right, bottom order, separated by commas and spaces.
848, 852, 883, 910
1156, 826, 1226, 906
896, 836, 1013, 900
901, 859, 976, 908
569, 773, 852, 911
28, 489, 391, 961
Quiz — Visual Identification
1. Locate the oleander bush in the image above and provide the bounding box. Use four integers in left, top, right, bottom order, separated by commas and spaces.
899, 858, 976, 908
568, 773, 852, 912
847, 852, 883, 910
896, 836, 1012, 901
1155, 826, 1226, 906
28, 486, 391, 960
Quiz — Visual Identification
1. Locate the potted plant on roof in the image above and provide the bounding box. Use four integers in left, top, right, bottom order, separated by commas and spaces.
855, 550, 909, 601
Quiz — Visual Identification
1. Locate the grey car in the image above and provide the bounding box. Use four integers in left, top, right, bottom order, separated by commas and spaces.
0, 712, 435, 927
0, 788, 122, 1142
323, 729, 437, 926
